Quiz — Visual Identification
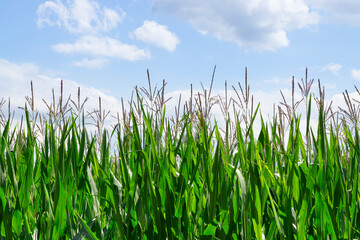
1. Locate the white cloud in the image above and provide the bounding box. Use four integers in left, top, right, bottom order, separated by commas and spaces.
324, 83, 337, 89
351, 69, 360, 81
73, 58, 108, 69
305, 0, 360, 26
37, 0, 125, 34
0, 58, 121, 115
320, 63, 343, 74
150, 0, 319, 50
37, 1, 150, 62
266, 78, 281, 84
52, 35, 151, 61
131, 20, 180, 52
264, 77, 290, 84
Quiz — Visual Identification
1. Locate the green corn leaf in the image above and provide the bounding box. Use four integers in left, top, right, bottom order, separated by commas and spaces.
12, 210, 22, 239
264, 181, 284, 236
74, 213, 99, 240
52, 175, 67, 240
203, 223, 217, 236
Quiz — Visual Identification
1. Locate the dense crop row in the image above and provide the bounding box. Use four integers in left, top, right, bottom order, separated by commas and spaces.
1, 70, 360, 239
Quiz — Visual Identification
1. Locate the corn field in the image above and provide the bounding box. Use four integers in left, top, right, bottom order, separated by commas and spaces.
1, 68, 360, 239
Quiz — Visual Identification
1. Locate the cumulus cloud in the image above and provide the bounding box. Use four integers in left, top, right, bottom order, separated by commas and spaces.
37, 0, 125, 34
351, 69, 360, 81
37, 1, 152, 62
52, 35, 151, 61
150, 0, 319, 50
73, 58, 108, 69
263, 77, 291, 85
0, 58, 121, 115
305, 0, 360, 26
320, 63, 343, 75
131, 20, 180, 52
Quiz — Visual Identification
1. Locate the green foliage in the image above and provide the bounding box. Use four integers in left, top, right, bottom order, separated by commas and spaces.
1, 96, 360, 239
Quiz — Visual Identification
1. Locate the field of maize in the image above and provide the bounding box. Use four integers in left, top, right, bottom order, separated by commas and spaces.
1, 68, 360, 239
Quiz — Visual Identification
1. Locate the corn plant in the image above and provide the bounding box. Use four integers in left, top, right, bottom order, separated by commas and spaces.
1, 70, 360, 239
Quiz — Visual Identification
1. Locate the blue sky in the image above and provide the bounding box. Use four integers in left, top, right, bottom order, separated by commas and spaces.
1, 0, 360, 119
